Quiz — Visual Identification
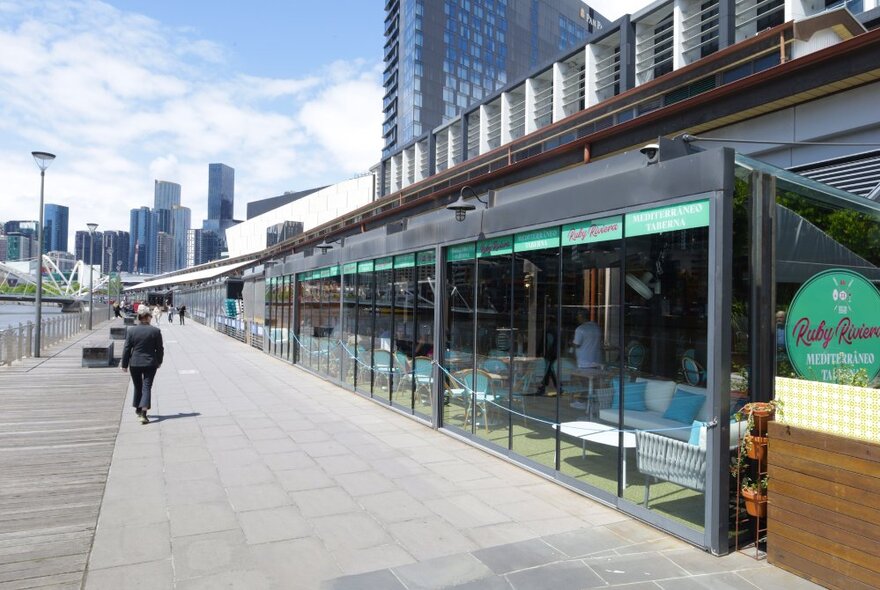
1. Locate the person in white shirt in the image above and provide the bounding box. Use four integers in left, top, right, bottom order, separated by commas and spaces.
573, 311, 601, 369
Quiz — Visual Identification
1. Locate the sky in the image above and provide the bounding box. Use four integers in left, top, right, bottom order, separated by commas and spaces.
0, 0, 648, 250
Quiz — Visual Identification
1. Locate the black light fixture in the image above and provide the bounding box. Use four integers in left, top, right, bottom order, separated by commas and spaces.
316, 236, 344, 254
447, 185, 487, 222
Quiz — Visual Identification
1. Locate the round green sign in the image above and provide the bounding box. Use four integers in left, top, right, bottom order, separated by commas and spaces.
785, 269, 880, 383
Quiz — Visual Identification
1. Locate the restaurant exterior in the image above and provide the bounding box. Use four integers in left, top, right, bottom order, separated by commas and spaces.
174, 143, 880, 555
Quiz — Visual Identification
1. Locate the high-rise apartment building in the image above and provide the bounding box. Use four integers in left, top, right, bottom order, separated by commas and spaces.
43, 204, 69, 254
150, 208, 172, 274
129, 207, 152, 274
207, 164, 234, 221
382, 0, 607, 157
186, 229, 221, 267
3, 221, 38, 240
154, 180, 181, 210
155, 232, 175, 275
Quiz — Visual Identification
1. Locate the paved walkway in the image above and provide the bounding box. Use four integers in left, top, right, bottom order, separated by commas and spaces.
79, 320, 820, 590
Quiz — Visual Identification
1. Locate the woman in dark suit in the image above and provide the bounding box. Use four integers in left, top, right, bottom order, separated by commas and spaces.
121, 306, 164, 424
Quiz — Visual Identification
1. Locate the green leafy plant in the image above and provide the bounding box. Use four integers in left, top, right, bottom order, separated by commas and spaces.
833, 353, 870, 387
741, 475, 768, 494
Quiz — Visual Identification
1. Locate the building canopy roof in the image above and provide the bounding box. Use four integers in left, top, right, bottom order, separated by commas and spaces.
125, 260, 251, 292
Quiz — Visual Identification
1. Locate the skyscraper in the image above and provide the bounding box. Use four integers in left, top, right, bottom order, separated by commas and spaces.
129, 207, 152, 274
102, 230, 130, 273
74, 230, 103, 265
207, 164, 234, 221
171, 205, 192, 270
154, 180, 181, 210
43, 204, 69, 254
382, 0, 607, 157
150, 208, 172, 274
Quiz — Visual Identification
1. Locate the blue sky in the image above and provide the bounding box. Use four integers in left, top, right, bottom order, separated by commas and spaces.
0, 0, 643, 252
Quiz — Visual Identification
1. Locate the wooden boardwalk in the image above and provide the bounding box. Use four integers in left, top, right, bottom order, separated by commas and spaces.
0, 325, 129, 590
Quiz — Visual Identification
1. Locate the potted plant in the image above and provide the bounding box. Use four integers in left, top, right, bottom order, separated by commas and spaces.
741, 476, 769, 518
735, 400, 782, 437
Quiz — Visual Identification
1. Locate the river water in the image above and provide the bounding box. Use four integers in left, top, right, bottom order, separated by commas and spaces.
0, 303, 65, 330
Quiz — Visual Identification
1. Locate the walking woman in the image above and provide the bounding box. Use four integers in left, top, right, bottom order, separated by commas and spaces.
121, 306, 164, 424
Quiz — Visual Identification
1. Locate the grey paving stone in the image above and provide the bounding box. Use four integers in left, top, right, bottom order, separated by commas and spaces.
96, 497, 167, 528
253, 437, 300, 454
87, 522, 171, 570
244, 426, 288, 441
448, 575, 514, 590
162, 445, 212, 464
168, 501, 237, 538
212, 447, 261, 466
544, 527, 633, 558
170, 529, 256, 581
238, 506, 310, 545
506, 559, 606, 590
473, 538, 566, 574
331, 544, 416, 576
310, 512, 391, 551
737, 564, 825, 589
163, 460, 218, 482
586, 552, 689, 585
276, 467, 336, 491
333, 470, 397, 496
251, 537, 342, 588
425, 494, 511, 529
358, 490, 436, 524
204, 434, 252, 451
387, 518, 478, 561
392, 553, 493, 590
662, 547, 767, 577
316, 454, 372, 475
462, 522, 538, 549
299, 440, 351, 457
263, 451, 317, 471
165, 478, 228, 507
656, 572, 771, 589
83, 558, 173, 590
322, 569, 407, 590
173, 568, 277, 590
290, 487, 359, 518
226, 483, 292, 512
217, 463, 276, 487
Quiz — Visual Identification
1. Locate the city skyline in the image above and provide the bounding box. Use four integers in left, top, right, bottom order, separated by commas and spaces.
0, 0, 644, 264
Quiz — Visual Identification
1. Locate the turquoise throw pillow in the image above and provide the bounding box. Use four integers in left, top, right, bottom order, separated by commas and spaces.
610, 381, 648, 411
662, 387, 706, 424
688, 420, 704, 446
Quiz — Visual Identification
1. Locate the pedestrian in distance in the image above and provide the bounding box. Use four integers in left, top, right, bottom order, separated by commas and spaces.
121, 306, 164, 424
178, 305, 186, 325
153, 305, 162, 326
168, 305, 175, 324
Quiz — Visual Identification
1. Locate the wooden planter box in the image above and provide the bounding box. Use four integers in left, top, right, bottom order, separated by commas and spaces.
767, 422, 880, 590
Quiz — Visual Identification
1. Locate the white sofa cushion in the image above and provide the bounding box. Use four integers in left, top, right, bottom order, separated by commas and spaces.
638, 378, 677, 413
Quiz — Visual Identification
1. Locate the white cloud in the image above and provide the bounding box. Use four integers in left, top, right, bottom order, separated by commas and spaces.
0, 0, 383, 249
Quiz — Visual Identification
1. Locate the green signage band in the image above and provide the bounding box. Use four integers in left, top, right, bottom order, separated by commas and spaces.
515, 227, 560, 252
625, 199, 710, 237
342, 262, 358, 275
375, 257, 393, 271
476, 236, 514, 258
562, 216, 622, 246
785, 269, 880, 383
357, 261, 374, 273
394, 253, 415, 269
417, 250, 436, 266
447, 243, 476, 262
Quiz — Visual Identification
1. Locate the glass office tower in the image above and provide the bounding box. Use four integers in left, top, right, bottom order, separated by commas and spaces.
382, 0, 608, 157
208, 163, 235, 221
154, 180, 181, 210
43, 204, 69, 254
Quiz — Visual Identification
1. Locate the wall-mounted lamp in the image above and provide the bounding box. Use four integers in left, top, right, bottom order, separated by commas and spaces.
447, 185, 488, 222
316, 236, 344, 254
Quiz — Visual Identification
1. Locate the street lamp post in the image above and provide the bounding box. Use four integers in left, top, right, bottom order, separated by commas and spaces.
106, 244, 114, 320
31, 151, 56, 358
116, 260, 123, 309
87, 223, 98, 330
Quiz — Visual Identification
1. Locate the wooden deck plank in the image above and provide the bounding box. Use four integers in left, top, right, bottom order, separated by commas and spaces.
0, 328, 129, 589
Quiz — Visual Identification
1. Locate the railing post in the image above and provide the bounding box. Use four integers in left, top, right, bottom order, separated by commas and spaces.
26, 322, 33, 357
17, 323, 24, 363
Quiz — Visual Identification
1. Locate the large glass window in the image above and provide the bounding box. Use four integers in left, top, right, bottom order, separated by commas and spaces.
392, 254, 416, 411
621, 200, 710, 533
356, 262, 375, 396
414, 250, 436, 418
444, 244, 476, 430
322, 272, 341, 377
341, 264, 358, 386
374, 258, 395, 402
509, 230, 560, 467
557, 218, 622, 495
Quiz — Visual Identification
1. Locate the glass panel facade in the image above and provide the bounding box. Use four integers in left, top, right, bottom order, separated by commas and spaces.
356, 264, 375, 396
414, 250, 436, 418
444, 244, 476, 430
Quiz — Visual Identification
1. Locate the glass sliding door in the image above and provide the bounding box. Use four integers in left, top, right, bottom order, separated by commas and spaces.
622, 199, 710, 534
558, 217, 622, 495
414, 250, 436, 418
510, 228, 561, 469
322, 271, 341, 377
444, 244, 476, 430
